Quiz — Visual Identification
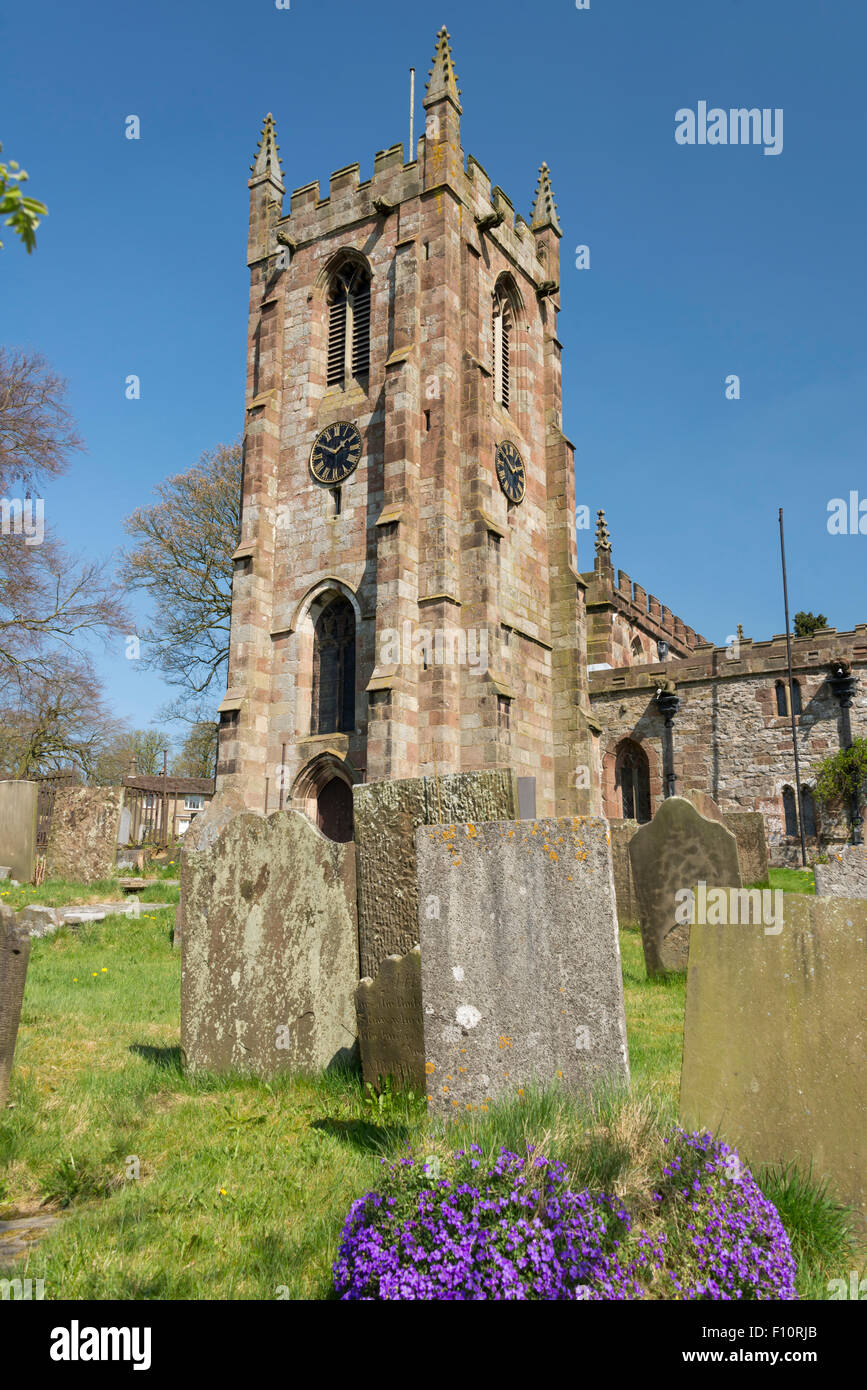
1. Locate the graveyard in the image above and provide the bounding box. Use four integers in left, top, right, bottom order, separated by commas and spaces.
1, 846, 862, 1301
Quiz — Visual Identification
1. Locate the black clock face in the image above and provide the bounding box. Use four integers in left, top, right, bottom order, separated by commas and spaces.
309, 421, 362, 485
495, 440, 526, 504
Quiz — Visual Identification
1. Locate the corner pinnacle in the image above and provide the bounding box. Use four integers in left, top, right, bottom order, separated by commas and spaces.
250, 112, 284, 189
424, 26, 462, 111
531, 162, 562, 237
595, 509, 612, 556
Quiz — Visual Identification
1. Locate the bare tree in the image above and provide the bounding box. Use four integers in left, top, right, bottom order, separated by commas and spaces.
122, 442, 241, 709
0, 658, 125, 778
0, 347, 82, 492
93, 727, 171, 784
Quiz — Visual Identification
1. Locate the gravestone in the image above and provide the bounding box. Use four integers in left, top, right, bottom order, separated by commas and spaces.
683, 790, 770, 886
607, 818, 640, 925
173, 788, 248, 949
416, 817, 629, 1118
814, 844, 867, 899
628, 796, 741, 976
181, 808, 358, 1075
0, 781, 38, 885
0, 906, 31, 1109
354, 769, 518, 980
45, 786, 123, 883
356, 947, 424, 1093
680, 894, 866, 1234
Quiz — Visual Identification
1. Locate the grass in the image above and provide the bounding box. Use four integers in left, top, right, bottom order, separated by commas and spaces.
769, 867, 816, 894
0, 903, 860, 1300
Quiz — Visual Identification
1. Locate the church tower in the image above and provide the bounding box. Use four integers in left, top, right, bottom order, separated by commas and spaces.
216, 28, 598, 836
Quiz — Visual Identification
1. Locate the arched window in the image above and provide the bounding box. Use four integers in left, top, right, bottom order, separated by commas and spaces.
631, 635, 643, 662
801, 785, 817, 837
775, 680, 787, 716
492, 284, 514, 410
616, 740, 651, 823
311, 596, 356, 735
791, 679, 802, 715
782, 785, 798, 837
326, 263, 370, 387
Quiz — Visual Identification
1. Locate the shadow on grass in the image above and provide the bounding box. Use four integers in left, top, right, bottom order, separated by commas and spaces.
129, 1044, 184, 1075
311, 1117, 411, 1154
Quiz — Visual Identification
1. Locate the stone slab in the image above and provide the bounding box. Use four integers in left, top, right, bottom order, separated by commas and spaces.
680, 894, 866, 1234
45, 786, 124, 884
354, 768, 518, 980
1, 906, 31, 1109
173, 788, 248, 950
181, 808, 358, 1075
417, 817, 630, 1118
814, 844, 867, 899
683, 791, 770, 886
607, 818, 640, 925
629, 796, 742, 976
356, 947, 424, 1093
0, 781, 38, 885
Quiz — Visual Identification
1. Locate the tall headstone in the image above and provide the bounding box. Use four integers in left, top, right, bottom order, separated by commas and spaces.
416, 817, 630, 1118
680, 894, 866, 1235
181, 809, 358, 1075
814, 844, 867, 899
0, 780, 38, 885
607, 818, 640, 925
0, 906, 31, 1109
356, 948, 424, 1093
354, 769, 518, 980
45, 786, 124, 883
629, 796, 741, 976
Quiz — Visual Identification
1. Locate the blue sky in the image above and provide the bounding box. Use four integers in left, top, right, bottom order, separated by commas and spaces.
3, 0, 865, 734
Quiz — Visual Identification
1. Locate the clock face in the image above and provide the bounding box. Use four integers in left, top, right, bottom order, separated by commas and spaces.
309, 421, 363, 485
495, 440, 526, 504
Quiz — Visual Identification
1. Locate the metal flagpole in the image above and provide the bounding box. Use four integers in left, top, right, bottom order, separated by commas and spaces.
778, 508, 808, 867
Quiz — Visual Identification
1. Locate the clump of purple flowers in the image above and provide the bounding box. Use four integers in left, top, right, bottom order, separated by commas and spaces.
333, 1129, 798, 1301
654, 1129, 797, 1301
333, 1144, 665, 1300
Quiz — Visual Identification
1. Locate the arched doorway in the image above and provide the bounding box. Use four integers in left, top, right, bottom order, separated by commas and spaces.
316, 776, 353, 842
616, 741, 651, 823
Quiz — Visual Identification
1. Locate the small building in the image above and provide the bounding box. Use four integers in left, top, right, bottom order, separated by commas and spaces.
119, 775, 215, 845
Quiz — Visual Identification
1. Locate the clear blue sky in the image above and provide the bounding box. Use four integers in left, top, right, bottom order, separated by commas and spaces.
3, 0, 865, 735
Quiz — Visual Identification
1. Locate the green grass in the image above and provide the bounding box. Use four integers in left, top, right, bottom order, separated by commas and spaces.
1, 878, 126, 911
769, 866, 816, 894
0, 906, 859, 1300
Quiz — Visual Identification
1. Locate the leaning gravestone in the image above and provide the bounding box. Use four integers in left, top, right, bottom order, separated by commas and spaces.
356, 947, 424, 1093
416, 817, 629, 1118
1, 905, 31, 1109
354, 769, 518, 980
45, 786, 124, 884
181, 809, 358, 1075
680, 894, 866, 1235
814, 844, 867, 899
629, 796, 741, 976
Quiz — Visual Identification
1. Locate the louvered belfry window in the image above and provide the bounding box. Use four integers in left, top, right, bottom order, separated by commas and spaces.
326, 264, 371, 387
493, 288, 513, 410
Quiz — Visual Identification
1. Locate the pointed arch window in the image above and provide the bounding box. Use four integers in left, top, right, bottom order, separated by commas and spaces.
616, 740, 651, 823
311, 596, 356, 735
326, 263, 371, 387
782, 785, 798, 837
492, 286, 514, 411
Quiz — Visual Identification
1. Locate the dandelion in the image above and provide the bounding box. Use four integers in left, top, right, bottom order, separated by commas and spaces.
219, 1187, 227, 1195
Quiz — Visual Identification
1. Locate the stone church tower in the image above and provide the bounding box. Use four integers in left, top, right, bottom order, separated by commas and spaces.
216, 28, 598, 837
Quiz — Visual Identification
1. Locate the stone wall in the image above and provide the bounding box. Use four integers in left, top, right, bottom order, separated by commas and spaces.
0, 780, 38, 883
814, 844, 867, 898
181, 808, 358, 1075
45, 786, 123, 883
353, 768, 518, 979
591, 627, 867, 866
680, 894, 866, 1234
